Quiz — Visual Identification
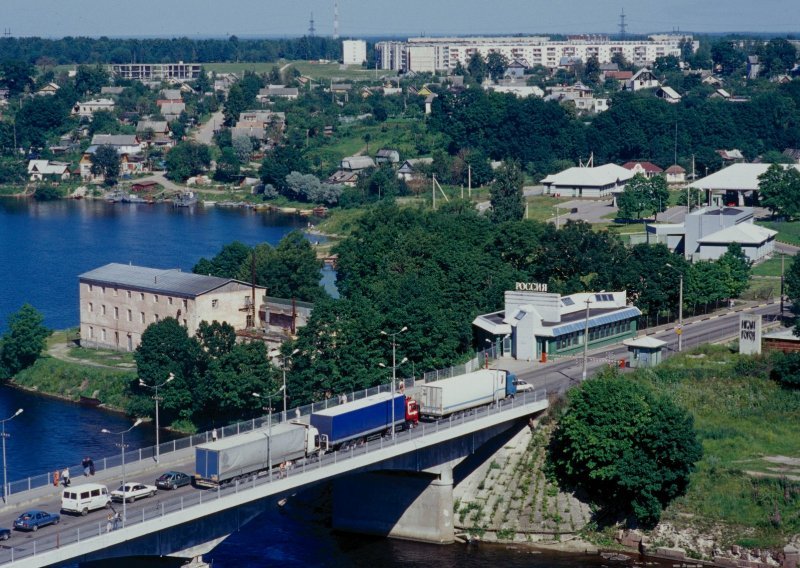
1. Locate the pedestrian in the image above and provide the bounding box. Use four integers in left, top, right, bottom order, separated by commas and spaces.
113, 512, 121, 530
279, 462, 286, 479
82, 457, 90, 477
295, 407, 301, 419
88, 457, 95, 476
53, 470, 60, 487
212, 427, 218, 442
106, 512, 113, 533
62, 467, 70, 487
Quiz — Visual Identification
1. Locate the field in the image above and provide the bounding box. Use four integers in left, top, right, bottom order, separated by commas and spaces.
759, 220, 800, 246
202, 60, 387, 82
638, 345, 800, 549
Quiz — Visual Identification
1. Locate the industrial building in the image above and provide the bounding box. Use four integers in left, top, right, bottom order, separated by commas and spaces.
541, 163, 634, 198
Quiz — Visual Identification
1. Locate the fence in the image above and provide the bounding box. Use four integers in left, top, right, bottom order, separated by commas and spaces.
0, 387, 548, 566
3, 346, 499, 502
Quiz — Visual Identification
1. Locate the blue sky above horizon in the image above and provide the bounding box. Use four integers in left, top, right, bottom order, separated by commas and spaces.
3, 0, 799, 38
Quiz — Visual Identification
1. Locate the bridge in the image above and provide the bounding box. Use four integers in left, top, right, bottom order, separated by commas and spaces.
0, 388, 549, 567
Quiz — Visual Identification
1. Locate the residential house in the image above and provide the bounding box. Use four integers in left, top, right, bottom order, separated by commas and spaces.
396, 158, 432, 182
541, 163, 634, 198
747, 55, 760, 80
73, 99, 115, 119
602, 70, 633, 84
100, 86, 125, 95
158, 101, 185, 122
160, 89, 183, 101
213, 74, 238, 94
622, 161, 664, 178
709, 88, 732, 100
325, 170, 359, 186
656, 86, 682, 103
375, 148, 400, 164
256, 86, 299, 102
627, 68, 660, 91
544, 83, 606, 113
504, 59, 529, 79
701, 75, 723, 87
91, 134, 143, 155
27, 160, 71, 181
488, 84, 544, 98
80, 135, 145, 180
79, 263, 265, 352
691, 162, 800, 206
782, 148, 800, 164
35, 82, 60, 96
716, 149, 745, 164
340, 156, 375, 171
664, 164, 687, 185
424, 93, 437, 114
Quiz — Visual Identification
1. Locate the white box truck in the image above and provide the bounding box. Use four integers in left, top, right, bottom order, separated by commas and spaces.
417, 369, 517, 418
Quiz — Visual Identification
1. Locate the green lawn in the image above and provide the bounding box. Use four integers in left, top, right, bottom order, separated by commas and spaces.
638, 345, 800, 549
759, 220, 800, 246
751, 257, 787, 278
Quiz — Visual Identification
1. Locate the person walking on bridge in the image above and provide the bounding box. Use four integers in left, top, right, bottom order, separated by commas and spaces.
61, 467, 70, 487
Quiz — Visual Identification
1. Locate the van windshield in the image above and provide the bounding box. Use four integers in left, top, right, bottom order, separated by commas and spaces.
64, 492, 75, 500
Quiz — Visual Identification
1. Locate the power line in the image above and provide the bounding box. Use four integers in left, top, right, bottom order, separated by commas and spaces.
618, 8, 628, 39
309, 12, 316, 37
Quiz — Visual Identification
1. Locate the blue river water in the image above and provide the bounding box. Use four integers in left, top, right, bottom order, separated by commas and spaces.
0, 198, 649, 567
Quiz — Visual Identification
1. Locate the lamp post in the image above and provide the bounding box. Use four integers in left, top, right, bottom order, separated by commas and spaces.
581, 298, 592, 381
253, 386, 284, 480
138, 372, 174, 462
280, 349, 300, 422
380, 326, 408, 440
666, 263, 684, 352
102, 418, 143, 526
1, 408, 23, 503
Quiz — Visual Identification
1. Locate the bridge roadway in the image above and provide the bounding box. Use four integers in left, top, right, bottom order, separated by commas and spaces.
0, 390, 550, 567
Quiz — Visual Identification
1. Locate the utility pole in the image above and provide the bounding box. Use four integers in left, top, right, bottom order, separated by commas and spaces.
432, 174, 436, 210
678, 272, 683, 352
581, 298, 592, 381
468, 165, 472, 199
781, 252, 786, 321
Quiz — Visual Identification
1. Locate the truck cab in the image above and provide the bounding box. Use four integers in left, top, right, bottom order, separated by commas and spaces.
405, 397, 420, 425
504, 371, 518, 398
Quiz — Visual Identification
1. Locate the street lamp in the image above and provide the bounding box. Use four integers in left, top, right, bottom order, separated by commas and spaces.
138, 372, 174, 462
280, 349, 299, 422
102, 418, 143, 526
1, 408, 23, 503
380, 326, 408, 440
665, 263, 684, 352
253, 387, 284, 480
581, 298, 592, 381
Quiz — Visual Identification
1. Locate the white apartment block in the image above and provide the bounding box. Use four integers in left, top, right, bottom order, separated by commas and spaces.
110, 62, 202, 81
342, 39, 368, 65
79, 263, 265, 352
376, 35, 696, 73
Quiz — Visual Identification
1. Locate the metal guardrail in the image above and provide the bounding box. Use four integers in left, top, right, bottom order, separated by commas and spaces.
4, 347, 499, 501
0, 387, 548, 565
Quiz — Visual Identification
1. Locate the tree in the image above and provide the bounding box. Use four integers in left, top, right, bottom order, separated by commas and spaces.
467, 52, 488, 84
259, 145, 309, 193
90, 145, 121, 187
223, 83, 248, 127
769, 351, 800, 388
486, 51, 509, 83
548, 370, 702, 527
785, 255, 800, 337
583, 55, 600, 84
0, 304, 50, 380
73, 64, 109, 95
676, 187, 705, 211
616, 175, 651, 221
711, 40, 743, 75
193, 241, 251, 278
195, 67, 211, 94
196, 321, 237, 359
232, 136, 253, 163
489, 162, 524, 223
165, 141, 211, 181
758, 164, 800, 219
717, 243, 751, 299
762, 38, 798, 77
0, 60, 34, 97
214, 147, 241, 182
653, 55, 681, 74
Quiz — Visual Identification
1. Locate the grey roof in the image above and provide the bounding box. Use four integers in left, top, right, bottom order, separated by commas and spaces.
79, 263, 236, 298
101, 86, 124, 95
136, 121, 169, 133
551, 307, 641, 337
161, 89, 182, 100
91, 134, 139, 146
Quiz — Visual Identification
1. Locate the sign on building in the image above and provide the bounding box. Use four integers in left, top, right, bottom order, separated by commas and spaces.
739, 314, 762, 355
515, 282, 548, 292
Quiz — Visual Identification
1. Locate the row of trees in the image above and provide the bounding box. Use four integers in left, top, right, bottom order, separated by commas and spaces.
0, 36, 343, 66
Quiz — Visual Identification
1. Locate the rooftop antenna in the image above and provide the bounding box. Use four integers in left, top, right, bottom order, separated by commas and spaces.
333, 0, 339, 40
3, 28, 11, 38
309, 12, 316, 37
618, 9, 628, 40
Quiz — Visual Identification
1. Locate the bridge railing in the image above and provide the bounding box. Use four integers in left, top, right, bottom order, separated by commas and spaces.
0, 387, 548, 566
4, 347, 495, 501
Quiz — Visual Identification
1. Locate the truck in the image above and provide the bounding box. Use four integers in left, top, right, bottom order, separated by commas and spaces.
416, 369, 517, 418
194, 422, 319, 488
310, 392, 419, 450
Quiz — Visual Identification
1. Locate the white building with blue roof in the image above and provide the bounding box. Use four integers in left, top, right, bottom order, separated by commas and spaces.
79, 263, 265, 351
473, 287, 641, 361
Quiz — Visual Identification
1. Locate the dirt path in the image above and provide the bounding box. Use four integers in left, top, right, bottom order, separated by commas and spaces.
192, 109, 223, 145
47, 341, 133, 371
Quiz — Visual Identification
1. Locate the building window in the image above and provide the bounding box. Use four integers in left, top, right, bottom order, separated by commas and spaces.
212, 299, 218, 309
168, 297, 173, 305
101, 328, 107, 341
140, 312, 145, 323
127, 309, 132, 322
183, 299, 188, 309
102, 305, 106, 316
88, 302, 93, 313
114, 307, 119, 320
89, 326, 93, 339
183, 319, 187, 327
154, 314, 159, 322
89, 284, 93, 292
154, 295, 159, 303
140, 293, 145, 301
127, 290, 131, 299
114, 288, 118, 296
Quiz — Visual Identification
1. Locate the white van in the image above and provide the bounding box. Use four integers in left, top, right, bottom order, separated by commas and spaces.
61, 483, 111, 516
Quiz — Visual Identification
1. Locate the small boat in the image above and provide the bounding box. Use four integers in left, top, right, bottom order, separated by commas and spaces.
173, 191, 198, 207
122, 194, 150, 204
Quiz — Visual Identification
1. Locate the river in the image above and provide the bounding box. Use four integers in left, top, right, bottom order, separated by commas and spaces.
0, 198, 647, 567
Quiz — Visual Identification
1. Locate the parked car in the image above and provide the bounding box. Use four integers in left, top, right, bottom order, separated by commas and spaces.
13, 510, 60, 532
0, 527, 10, 540
155, 471, 192, 490
513, 379, 534, 393
111, 482, 157, 503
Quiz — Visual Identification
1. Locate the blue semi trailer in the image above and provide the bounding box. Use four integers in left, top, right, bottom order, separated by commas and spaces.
311, 392, 419, 449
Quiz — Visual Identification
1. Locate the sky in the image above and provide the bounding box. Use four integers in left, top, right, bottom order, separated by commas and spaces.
3, 0, 799, 38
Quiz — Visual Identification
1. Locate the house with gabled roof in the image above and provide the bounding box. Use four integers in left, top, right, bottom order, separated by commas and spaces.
28, 160, 71, 181
79, 262, 266, 351
627, 68, 660, 91
656, 86, 681, 104
622, 161, 664, 178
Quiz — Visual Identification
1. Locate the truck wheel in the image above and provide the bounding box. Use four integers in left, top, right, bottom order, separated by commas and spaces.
81, 508, 88, 516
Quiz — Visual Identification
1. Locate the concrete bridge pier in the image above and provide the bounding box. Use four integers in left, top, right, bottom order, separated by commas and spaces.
332, 465, 455, 544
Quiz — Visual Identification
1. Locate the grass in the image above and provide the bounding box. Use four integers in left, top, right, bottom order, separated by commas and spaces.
635, 346, 800, 548
66, 346, 136, 368
751, 257, 786, 278
759, 220, 800, 246
13, 356, 135, 410
316, 207, 366, 237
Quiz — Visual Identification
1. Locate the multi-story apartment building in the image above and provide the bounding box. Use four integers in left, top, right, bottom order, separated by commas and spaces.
376, 35, 696, 73
79, 263, 265, 352
110, 62, 202, 81
342, 39, 368, 65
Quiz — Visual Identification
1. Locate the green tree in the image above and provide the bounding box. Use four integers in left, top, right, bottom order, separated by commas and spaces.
769, 351, 800, 388
489, 162, 525, 223
193, 241, 252, 278
616, 174, 651, 220
717, 243, 751, 299
0, 304, 51, 380
583, 55, 601, 84
785, 255, 800, 337
195, 67, 211, 94
676, 187, 705, 211
90, 145, 121, 187
467, 52, 488, 84
259, 145, 309, 193
223, 83, 248, 127
73, 64, 109, 95
195, 320, 237, 358
0, 60, 34, 97
711, 40, 744, 75
214, 147, 241, 182
649, 175, 669, 221
686, 261, 728, 307
486, 51, 509, 83
548, 370, 703, 527
165, 141, 211, 181
758, 163, 800, 219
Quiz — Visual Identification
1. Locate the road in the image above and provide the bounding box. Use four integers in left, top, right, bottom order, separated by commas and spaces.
192, 110, 223, 145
